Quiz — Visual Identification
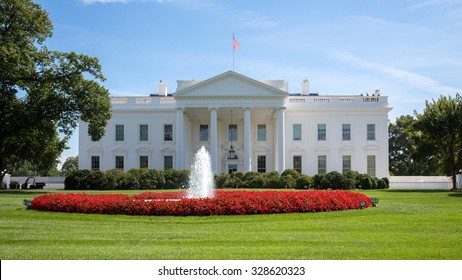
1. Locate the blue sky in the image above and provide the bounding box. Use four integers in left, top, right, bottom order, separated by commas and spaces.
34, 0, 462, 165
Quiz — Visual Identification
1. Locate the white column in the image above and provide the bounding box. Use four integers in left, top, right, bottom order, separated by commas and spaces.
243, 107, 252, 172
277, 107, 286, 173
210, 107, 218, 174
176, 108, 185, 170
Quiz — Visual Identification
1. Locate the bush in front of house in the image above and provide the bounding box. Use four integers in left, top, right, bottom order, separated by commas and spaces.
65, 169, 389, 190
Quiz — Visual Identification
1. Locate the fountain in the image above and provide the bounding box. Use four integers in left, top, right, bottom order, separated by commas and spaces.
186, 146, 215, 198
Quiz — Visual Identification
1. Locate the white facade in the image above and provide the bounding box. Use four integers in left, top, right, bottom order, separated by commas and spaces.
79, 71, 391, 177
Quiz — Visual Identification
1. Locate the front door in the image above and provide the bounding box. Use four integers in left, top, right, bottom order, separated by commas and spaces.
228, 163, 238, 174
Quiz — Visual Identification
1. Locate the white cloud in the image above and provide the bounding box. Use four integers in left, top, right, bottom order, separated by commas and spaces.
332, 51, 462, 95
80, 0, 277, 29
411, 0, 462, 9
156, 0, 277, 29
81, 0, 131, 4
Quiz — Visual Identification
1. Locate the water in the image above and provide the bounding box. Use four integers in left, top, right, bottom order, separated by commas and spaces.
186, 146, 215, 198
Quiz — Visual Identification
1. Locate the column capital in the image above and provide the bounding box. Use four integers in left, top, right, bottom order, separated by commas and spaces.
208, 107, 219, 111
278, 106, 286, 111
242, 107, 252, 111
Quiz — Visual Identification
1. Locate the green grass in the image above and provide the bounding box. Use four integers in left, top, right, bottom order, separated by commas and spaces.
0, 189, 461, 259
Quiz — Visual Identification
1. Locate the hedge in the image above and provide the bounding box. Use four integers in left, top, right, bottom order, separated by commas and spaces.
65, 169, 189, 190
65, 168, 389, 190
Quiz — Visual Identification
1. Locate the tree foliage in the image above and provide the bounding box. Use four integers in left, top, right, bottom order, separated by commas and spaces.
61, 156, 79, 177
0, 0, 111, 180
413, 94, 462, 189
388, 115, 436, 175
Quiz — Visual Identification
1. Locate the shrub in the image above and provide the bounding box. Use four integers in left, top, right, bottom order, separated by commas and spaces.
214, 174, 229, 189
222, 172, 244, 188
65, 169, 92, 190
163, 169, 187, 189
281, 169, 301, 179
381, 177, 390, 188
313, 174, 325, 189
266, 176, 286, 189
325, 171, 344, 189
264, 171, 280, 180
295, 175, 313, 189
377, 177, 390, 189
241, 172, 267, 188
104, 169, 124, 189
281, 175, 296, 189
115, 172, 137, 190
343, 170, 360, 188
87, 170, 107, 190
359, 176, 373, 189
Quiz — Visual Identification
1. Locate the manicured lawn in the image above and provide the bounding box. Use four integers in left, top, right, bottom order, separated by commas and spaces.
0, 189, 461, 259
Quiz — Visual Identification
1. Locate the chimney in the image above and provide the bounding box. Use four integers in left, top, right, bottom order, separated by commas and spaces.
301, 79, 310, 95
158, 80, 168, 96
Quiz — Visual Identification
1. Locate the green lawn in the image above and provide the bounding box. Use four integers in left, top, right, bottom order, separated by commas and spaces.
0, 189, 461, 260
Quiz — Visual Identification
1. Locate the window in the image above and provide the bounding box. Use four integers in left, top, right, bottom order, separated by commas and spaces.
139, 124, 148, 141
199, 124, 208, 141
293, 156, 302, 173
342, 155, 351, 173
293, 124, 302, 141
139, 155, 148, 169
115, 125, 124, 141
317, 124, 326, 141
229, 124, 237, 141
257, 155, 266, 173
91, 156, 100, 171
342, 124, 351, 141
367, 155, 376, 176
367, 124, 376, 141
228, 164, 238, 174
115, 156, 124, 170
257, 124, 266, 141
164, 124, 173, 141
318, 155, 327, 174
164, 155, 173, 170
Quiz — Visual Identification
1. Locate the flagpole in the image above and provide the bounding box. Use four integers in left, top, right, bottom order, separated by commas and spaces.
232, 32, 235, 71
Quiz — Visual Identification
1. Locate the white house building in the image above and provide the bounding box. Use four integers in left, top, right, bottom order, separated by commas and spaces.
79, 71, 391, 178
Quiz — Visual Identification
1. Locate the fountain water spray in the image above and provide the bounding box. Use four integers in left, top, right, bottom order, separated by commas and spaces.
186, 146, 215, 198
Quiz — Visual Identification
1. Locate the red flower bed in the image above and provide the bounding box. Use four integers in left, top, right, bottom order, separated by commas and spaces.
31, 190, 372, 216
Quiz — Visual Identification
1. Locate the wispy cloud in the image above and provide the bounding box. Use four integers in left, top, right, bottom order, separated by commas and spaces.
81, 0, 131, 4
333, 51, 462, 95
410, 0, 462, 23
411, 0, 462, 9
155, 0, 277, 29
80, 0, 277, 29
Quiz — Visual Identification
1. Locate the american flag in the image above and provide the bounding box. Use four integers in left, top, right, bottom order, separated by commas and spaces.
233, 36, 240, 50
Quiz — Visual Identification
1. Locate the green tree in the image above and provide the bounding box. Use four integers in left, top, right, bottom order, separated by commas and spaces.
414, 94, 462, 190
388, 115, 435, 175
61, 156, 79, 177
9, 159, 60, 176
0, 0, 111, 182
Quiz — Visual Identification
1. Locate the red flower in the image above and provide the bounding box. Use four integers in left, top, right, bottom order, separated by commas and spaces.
31, 190, 372, 216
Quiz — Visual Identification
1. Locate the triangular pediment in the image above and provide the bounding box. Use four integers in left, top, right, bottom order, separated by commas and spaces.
173, 71, 288, 99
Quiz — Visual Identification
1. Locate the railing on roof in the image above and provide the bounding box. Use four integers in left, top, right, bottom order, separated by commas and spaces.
288, 95, 387, 104
111, 96, 176, 106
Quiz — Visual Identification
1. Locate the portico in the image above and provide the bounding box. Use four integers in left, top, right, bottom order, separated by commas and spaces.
173, 71, 288, 174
